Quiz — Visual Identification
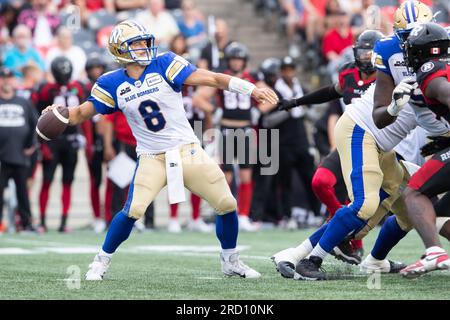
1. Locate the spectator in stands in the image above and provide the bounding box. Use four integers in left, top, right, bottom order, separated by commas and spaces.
170, 34, 190, 59
322, 11, 354, 81
198, 18, 232, 72
45, 26, 87, 82
0, 3, 20, 42
114, 0, 146, 11
17, 0, 60, 52
177, 0, 207, 62
16, 64, 43, 100
279, 0, 304, 59
3, 24, 45, 78
136, 0, 180, 51
0, 67, 37, 233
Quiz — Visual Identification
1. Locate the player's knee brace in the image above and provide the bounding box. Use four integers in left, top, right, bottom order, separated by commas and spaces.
215, 195, 237, 215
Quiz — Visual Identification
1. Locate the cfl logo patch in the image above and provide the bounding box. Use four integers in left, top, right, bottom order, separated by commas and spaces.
170, 162, 178, 167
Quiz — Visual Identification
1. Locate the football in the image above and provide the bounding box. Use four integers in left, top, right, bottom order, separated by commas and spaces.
35, 106, 69, 142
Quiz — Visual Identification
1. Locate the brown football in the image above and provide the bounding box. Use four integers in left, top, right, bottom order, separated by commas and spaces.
35, 106, 69, 142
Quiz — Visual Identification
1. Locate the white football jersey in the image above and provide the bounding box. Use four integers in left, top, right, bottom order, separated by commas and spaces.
345, 84, 448, 163
88, 51, 200, 154
373, 35, 450, 128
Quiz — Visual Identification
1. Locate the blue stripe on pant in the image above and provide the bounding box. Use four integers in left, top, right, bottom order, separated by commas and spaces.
316, 124, 367, 253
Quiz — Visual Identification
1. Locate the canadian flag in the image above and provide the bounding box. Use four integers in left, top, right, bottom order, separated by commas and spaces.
430, 47, 440, 54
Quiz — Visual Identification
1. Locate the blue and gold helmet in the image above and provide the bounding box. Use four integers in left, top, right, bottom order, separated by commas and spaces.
393, 1, 434, 44
108, 20, 157, 65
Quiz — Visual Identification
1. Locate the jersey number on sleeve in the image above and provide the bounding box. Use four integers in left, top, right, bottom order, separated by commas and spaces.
138, 99, 166, 132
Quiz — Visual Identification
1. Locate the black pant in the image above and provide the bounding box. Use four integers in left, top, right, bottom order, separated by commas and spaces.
0, 162, 32, 227
42, 137, 78, 184
277, 145, 320, 218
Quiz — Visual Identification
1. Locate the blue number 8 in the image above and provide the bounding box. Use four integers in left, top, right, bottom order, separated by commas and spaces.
138, 99, 166, 132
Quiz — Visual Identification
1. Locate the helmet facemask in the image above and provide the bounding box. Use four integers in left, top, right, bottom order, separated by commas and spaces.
354, 47, 375, 74
121, 35, 158, 66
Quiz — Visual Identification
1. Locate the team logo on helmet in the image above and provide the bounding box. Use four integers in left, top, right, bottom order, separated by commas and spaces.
420, 61, 434, 72
108, 20, 158, 66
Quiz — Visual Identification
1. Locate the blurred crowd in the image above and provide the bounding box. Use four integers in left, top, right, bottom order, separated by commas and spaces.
0, 0, 449, 235
254, 0, 449, 81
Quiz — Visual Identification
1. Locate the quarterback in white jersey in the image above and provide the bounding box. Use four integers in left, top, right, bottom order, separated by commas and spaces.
41, 20, 278, 281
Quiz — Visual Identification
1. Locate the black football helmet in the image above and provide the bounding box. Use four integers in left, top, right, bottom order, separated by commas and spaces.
259, 58, 280, 87
51, 56, 73, 85
85, 54, 107, 72
280, 56, 296, 70
404, 22, 450, 72
224, 42, 249, 72
353, 30, 384, 74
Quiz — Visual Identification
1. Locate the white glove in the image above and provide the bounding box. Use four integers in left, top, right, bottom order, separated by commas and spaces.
387, 79, 418, 116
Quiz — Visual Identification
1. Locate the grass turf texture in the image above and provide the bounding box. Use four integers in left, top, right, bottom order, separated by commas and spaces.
0, 228, 449, 300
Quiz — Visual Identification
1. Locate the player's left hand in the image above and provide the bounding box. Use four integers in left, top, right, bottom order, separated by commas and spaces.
252, 87, 279, 105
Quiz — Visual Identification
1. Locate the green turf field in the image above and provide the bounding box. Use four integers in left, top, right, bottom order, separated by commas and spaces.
0, 228, 449, 300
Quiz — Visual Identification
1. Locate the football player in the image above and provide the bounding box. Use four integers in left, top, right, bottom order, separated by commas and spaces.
193, 42, 261, 232
40, 21, 277, 280
84, 55, 108, 233
276, 30, 385, 257
400, 22, 450, 278
34, 57, 88, 233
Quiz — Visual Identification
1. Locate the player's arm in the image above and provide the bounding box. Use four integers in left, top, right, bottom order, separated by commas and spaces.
42, 101, 98, 125
277, 82, 343, 111
185, 68, 278, 105
372, 71, 396, 128
372, 71, 417, 129
423, 76, 450, 109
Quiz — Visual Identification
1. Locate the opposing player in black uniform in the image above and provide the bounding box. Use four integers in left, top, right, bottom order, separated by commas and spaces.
400, 23, 450, 278
193, 42, 260, 231
34, 57, 87, 232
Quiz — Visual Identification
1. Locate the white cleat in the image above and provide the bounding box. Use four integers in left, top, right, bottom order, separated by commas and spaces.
187, 218, 214, 233
85, 254, 111, 281
134, 219, 146, 233
271, 247, 298, 266
270, 247, 299, 279
360, 254, 406, 274
92, 219, 106, 234
167, 218, 182, 233
220, 252, 261, 278
238, 216, 260, 232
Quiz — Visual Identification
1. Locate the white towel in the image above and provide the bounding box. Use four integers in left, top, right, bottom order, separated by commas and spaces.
165, 148, 186, 204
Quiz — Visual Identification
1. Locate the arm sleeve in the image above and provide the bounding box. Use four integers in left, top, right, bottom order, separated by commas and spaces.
87, 74, 119, 115
262, 110, 291, 128
293, 84, 341, 106
159, 51, 197, 92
